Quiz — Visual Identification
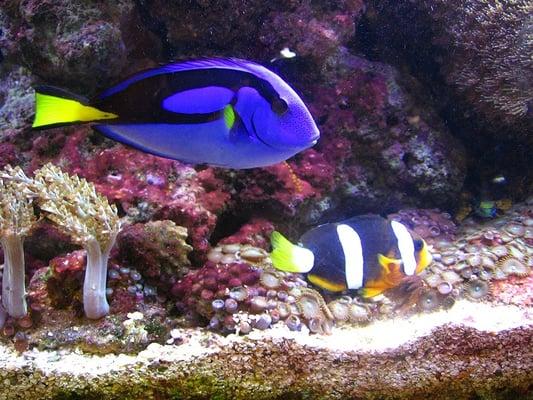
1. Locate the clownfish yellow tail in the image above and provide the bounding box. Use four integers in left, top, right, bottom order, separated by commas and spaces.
270, 231, 314, 273
32, 85, 118, 129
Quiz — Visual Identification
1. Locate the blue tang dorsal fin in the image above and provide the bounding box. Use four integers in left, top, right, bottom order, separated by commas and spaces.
98, 58, 279, 100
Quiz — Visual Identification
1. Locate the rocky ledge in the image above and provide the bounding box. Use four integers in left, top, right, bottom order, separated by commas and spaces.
0, 300, 531, 400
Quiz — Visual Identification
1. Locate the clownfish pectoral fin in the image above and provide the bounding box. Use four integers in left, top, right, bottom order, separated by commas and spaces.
360, 286, 387, 298
33, 85, 118, 129
308, 274, 346, 292
377, 253, 401, 274
270, 231, 314, 273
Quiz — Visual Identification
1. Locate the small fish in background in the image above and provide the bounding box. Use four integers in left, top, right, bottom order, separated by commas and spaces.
474, 200, 498, 219
32, 58, 320, 169
270, 47, 297, 63
270, 215, 433, 297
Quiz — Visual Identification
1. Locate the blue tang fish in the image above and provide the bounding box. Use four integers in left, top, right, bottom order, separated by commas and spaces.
270, 215, 433, 297
32, 58, 320, 169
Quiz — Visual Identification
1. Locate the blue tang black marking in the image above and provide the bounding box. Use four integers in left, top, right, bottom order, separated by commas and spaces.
32, 58, 320, 169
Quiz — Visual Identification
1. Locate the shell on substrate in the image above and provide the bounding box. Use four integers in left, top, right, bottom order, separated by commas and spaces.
259, 270, 282, 289
465, 280, 491, 300
498, 256, 531, 277
418, 290, 440, 312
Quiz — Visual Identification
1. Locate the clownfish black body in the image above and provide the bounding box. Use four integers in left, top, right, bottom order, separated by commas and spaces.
270, 215, 433, 297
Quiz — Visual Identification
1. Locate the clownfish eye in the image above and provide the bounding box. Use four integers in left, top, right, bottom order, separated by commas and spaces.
271, 98, 289, 115
413, 239, 424, 252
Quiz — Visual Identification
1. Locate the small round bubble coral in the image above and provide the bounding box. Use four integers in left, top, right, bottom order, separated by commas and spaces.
0, 167, 37, 321
4, 163, 121, 319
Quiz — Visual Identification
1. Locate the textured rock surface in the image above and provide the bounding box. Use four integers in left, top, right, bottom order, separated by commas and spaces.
0, 301, 531, 399
367, 0, 533, 141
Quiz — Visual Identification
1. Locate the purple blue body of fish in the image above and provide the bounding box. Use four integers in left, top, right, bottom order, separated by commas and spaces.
40, 58, 321, 169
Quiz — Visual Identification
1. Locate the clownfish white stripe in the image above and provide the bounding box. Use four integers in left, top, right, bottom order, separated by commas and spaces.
391, 221, 416, 275
336, 224, 364, 289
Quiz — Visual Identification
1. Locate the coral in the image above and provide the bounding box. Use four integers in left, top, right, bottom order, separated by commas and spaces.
206, 242, 270, 267
410, 201, 533, 309
116, 220, 193, 292
1, 163, 121, 319
0, 167, 38, 320
172, 257, 338, 334
218, 218, 275, 250
388, 208, 457, 244
29, 137, 230, 261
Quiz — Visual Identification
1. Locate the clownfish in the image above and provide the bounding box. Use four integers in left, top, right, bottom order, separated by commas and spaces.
270, 215, 433, 297
31, 58, 320, 169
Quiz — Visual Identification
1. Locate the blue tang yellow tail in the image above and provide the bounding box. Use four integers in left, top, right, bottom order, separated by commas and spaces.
32, 58, 320, 169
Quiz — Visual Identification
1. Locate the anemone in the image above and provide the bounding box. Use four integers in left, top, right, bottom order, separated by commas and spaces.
492, 268, 509, 281
498, 256, 530, 277
296, 293, 321, 320
418, 290, 440, 312
504, 223, 525, 237
465, 280, 491, 300
259, 270, 282, 289
328, 300, 350, 322
250, 296, 268, 313
296, 288, 332, 320
491, 245, 509, 258
348, 304, 369, 323
436, 281, 453, 295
